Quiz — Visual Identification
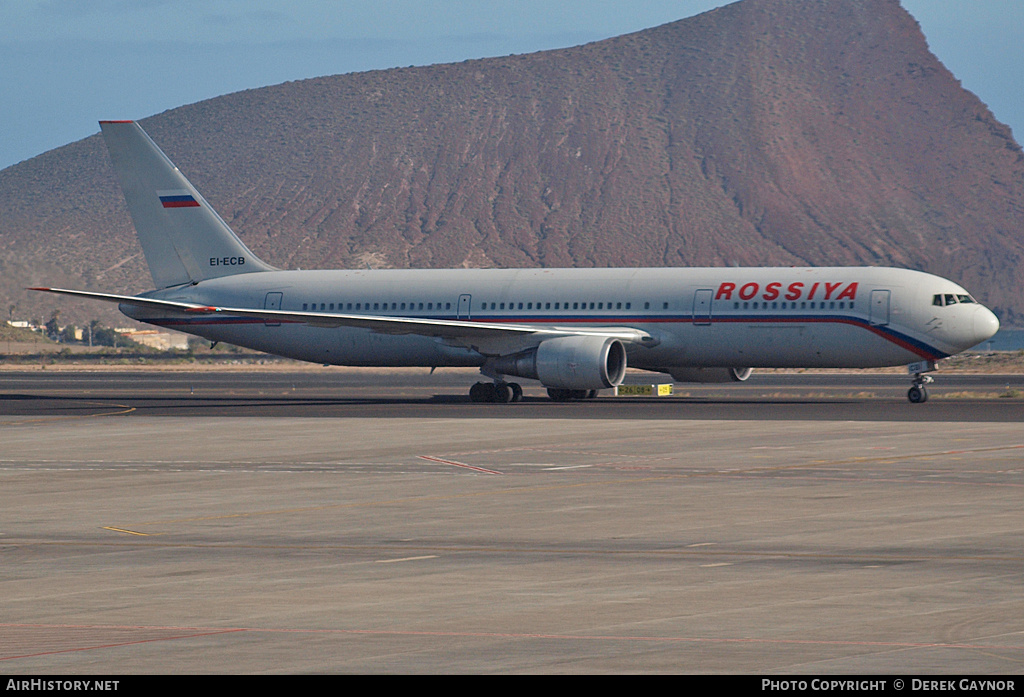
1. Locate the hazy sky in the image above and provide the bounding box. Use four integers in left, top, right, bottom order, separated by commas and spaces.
1, 1, 1021, 171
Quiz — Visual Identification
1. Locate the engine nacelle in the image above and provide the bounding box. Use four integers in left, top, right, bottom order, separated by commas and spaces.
488, 336, 627, 390
669, 367, 752, 383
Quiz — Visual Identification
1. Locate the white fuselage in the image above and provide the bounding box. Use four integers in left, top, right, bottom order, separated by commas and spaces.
122, 265, 999, 374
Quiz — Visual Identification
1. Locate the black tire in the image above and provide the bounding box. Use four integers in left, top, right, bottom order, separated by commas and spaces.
470, 382, 492, 403
907, 385, 928, 403
492, 383, 513, 403
510, 383, 523, 403
547, 387, 571, 402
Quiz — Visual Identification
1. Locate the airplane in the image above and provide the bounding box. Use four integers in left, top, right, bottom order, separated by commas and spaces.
32, 120, 1000, 404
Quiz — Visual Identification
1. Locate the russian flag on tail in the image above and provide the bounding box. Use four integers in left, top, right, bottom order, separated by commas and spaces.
158, 189, 200, 208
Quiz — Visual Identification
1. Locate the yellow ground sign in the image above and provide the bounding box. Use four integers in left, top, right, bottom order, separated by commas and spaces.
616, 384, 674, 396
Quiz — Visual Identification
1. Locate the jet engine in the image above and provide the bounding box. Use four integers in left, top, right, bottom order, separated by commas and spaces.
488, 336, 627, 390
669, 367, 753, 383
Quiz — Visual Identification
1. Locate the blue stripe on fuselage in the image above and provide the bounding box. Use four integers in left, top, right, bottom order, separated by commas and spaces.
139, 311, 949, 361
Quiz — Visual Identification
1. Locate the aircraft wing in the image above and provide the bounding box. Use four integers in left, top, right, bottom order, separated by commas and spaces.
28, 287, 654, 350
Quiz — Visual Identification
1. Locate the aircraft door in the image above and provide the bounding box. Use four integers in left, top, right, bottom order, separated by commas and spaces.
264, 292, 283, 327
692, 289, 713, 325
869, 290, 890, 326
458, 294, 472, 320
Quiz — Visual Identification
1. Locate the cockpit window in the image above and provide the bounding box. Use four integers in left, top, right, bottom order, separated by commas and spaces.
933, 293, 977, 307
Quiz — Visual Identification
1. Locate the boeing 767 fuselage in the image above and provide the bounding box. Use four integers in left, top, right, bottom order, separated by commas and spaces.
33, 121, 1000, 403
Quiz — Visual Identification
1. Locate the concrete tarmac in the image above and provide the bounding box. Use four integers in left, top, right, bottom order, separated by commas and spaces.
1, 370, 1023, 673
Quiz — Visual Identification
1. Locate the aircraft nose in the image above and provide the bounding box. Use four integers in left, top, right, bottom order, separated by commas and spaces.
971, 305, 1000, 346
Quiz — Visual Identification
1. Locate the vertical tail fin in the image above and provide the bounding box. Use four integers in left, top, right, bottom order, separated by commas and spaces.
100, 120, 274, 289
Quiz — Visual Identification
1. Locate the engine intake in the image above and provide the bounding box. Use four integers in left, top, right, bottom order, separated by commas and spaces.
489, 336, 627, 390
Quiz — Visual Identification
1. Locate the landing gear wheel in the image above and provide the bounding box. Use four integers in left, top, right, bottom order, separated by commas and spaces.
907, 385, 928, 403
907, 369, 934, 404
547, 388, 594, 401
547, 387, 571, 402
492, 383, 513, 403
470, 382, 493, 403
471, 381, 521, 403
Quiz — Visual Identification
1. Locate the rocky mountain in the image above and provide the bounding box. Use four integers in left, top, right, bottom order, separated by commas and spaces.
2, 0, 1022, 327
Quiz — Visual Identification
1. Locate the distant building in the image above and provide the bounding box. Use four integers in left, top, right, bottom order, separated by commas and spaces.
117, 329, 190, 350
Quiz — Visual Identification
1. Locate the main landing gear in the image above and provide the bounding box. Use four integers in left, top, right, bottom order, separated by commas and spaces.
907, 360, 937, 403
469, 381, 523, 403
468, 382, 600, 403
546, 388, 598, 401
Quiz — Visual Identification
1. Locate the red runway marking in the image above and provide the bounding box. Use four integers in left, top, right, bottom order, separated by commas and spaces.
0, 626, 246, 661
3, 623, 1022, 654
418, 455, 503, 475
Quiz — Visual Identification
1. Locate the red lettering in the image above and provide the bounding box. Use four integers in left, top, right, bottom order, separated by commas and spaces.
824, 282, 842, 300
808, 282, 820, 300
738, 283, 759, 300
715, 282, 736, 300
785, 282, 804, 301
836, 282, 858, 301
763, 282, 781, 301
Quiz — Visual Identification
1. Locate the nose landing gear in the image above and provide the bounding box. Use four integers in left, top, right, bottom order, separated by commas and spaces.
907, 360, 937, 403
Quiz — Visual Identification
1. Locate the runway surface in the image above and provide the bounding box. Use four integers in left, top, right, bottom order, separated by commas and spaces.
1, 370, 1023, 673
1, 368, 1023, 420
